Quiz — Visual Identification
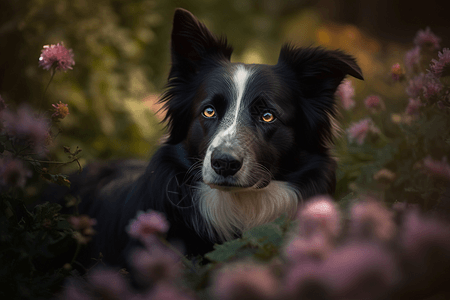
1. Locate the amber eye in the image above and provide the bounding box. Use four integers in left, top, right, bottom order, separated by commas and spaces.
203, 106, 216, 118
261, 111, 275, 123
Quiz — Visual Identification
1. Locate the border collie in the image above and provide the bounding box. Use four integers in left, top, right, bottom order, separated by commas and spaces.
65, 8, 363, 267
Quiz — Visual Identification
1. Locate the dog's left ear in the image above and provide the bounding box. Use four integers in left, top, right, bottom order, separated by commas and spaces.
277, 45, 363, 95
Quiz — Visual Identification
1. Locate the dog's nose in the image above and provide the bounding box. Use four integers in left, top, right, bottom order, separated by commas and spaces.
211, 151, 242, 177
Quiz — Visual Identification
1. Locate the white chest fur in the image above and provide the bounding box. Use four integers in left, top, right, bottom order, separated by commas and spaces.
196, 181, 301, 241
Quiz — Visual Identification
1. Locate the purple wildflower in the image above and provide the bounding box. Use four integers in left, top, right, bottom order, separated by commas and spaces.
406, 74, 425, 98
126, 210, 169, 242
404, 46, 421, 72
321, 242, 397, 300
422, 79, 443, 101
349, 199, 396, 241
89, 268, 130, 299
429, 48, 450, 78
364, 95, 385, 113
148, 283, 196, 300
0, 155, 32, 189
422, 156, 450, 180
284, 233, 332, 263
131, 244, 181, 284
283, 261, 327, 300
347, 118, 380, 145
391, 63, 404, 81
297, 195, 341, 239
213, 262, 278, 300
413, 27, 441, 50
405, 98, 423, 116
39, 42, 75, 71
335, 79, 355, 110
69, 215, 97, 230
1, 105, 50, 154
52, 101, 70, 120
399, 210, 450, 289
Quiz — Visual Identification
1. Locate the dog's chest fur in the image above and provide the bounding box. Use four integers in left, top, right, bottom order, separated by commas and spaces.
196, 181, 301, 241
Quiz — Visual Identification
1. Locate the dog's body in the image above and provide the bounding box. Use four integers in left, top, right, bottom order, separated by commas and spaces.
64, 8, 363, 267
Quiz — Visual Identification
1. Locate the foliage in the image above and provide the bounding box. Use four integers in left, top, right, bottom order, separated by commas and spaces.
336, 28, 450, 211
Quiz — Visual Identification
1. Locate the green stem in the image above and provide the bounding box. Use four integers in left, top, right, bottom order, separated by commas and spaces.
70, 241, 82, 265
39, 66, 56, 117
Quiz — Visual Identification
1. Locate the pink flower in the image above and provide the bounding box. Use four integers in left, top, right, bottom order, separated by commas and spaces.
429, 48, 450, 78
422, 156, 450, 180
283, 261, 325, 299
52, 101, 70, 120
297, 195, 341, 239
404, 46, 421, 72
335, 79, 355, 110
213, 262, 278, 300
347, 118, 380, 145
89, 268, 130, 299
349, 199, 396, 241
406, 74, 425, 98
126, 210, 169, 241
400, 210, 450, 283
391, 63, 404, 81
405, 98, 423, 116
69, 215, 97, 230
39, 42, 75, 71
0, 155, 32, 189
284, 233, 332, 263
321, 242, 397, 300
148, 283, 196, 300
422, 79, 443, 101
131, 244, 181, 284
1, 105, 50, 154
364, 95, 385, 112
413, 27, 441, 50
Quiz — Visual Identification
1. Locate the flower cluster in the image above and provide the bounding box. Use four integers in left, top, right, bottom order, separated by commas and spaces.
346, 118, 380, 145
126, 209, 170, 246
39, 42, 75, 71
61, 212, 190, 300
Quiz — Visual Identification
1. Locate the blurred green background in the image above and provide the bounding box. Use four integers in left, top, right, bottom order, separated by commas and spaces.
0, 0, 448, 180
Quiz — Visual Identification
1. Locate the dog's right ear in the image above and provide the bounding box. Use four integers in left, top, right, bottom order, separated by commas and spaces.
171, 8, 233, 74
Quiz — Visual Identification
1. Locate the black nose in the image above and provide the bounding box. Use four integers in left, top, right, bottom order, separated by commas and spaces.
211, 150, 242, 177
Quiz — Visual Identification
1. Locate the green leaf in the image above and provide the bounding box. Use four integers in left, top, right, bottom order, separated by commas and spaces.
204, 238, 247, 262
243, 223, 283, 248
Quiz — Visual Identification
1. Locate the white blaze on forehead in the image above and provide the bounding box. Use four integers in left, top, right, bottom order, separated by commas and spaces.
231, 65, 252, 128
208, 65, 253, 148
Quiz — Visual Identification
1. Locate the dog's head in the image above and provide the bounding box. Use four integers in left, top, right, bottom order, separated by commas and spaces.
161, 9, 363, 192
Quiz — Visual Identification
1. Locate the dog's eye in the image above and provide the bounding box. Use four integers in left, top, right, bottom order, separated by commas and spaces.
261, 111, 276, 123
202, 106, 216, 118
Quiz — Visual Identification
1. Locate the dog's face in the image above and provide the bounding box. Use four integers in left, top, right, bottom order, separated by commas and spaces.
190, 63, 296, 191
161, 9, 363, 192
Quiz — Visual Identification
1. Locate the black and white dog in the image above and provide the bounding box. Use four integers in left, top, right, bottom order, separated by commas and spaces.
65, 8, 363, 267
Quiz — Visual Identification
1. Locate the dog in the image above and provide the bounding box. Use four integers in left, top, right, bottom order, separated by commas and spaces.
62, 8, 363, 268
